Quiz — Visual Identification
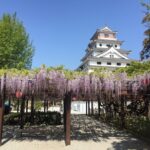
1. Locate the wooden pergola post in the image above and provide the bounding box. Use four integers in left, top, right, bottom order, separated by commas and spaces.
63, 98, 66, 133
30, 94, 34, 124
64, 92, 71, 146
26, 98, 28, 113
44, 98, 46, 113
20, 96, 25, 129
88, 100, 90, 115
17, 99, 20, 113
46, 99, 49, 112
0, 97, 3, 145
147, 95, 150, 119
120, 95, 125, 129
86, 100, 88, 115
0, 73, 6, 145
98, 96, 100, 116
91, 99, 94, 115
144, 94, 150, 120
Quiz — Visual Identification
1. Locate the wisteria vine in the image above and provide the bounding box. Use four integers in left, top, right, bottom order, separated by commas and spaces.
0, 68, 150, 100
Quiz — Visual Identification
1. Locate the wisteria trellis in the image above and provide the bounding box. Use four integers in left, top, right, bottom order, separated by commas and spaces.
0, 68, 150, 146
0, 68, 150, 99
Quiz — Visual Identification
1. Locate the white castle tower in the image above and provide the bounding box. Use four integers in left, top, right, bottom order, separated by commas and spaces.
78, 26, 134, 72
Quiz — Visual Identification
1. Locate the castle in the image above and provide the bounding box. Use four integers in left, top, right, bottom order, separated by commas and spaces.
78, 26, 134, 72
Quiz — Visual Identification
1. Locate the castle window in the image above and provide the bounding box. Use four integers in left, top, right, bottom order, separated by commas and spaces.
113, 33, 116, 38
107, 62, 111, 65
117, 62, 121, 66
110, 55, 114, 58
115, 45, 117, 48
99, 44, 102, 47
97, 62, 101, 65
105, 34, 109, 38
107, 44, 111, 47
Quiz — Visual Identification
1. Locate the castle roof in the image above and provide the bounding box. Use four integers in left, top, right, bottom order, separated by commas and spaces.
98, 26, 116, 33
90, 26, 117, 40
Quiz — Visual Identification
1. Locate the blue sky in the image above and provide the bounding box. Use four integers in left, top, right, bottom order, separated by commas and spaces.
0, 0, 147, 70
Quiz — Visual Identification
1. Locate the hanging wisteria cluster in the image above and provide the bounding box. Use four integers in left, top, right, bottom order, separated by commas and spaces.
0, 68, 150, 100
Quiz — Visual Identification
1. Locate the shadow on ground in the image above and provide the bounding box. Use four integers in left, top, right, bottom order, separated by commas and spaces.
107, 137, 150, 150
2, 115, 150, 149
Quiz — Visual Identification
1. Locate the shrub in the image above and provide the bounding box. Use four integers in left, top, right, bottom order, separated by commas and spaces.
4, 111, 62, 125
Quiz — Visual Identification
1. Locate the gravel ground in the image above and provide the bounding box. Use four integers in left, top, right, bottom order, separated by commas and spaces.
1, 115, 150, 150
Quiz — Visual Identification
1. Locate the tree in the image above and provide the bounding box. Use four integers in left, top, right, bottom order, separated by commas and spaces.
0, 13, 34, 69
140, 1, 150, 60
114, 61, 150, 76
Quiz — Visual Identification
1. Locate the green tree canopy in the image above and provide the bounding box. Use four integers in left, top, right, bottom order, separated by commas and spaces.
114, 61, 150, 76
142, 1, 150, 48
140, 1, 150, 60
0, 13, 34, 69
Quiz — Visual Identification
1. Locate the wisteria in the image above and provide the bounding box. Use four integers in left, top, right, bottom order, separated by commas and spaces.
0, 68, 150, 100
0, 67, 150, 126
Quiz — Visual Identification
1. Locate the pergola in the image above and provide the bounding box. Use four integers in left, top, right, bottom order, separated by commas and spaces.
0, 68, 150, 146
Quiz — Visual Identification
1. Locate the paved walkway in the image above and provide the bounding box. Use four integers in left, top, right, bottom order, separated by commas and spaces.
1, 115, 150, 150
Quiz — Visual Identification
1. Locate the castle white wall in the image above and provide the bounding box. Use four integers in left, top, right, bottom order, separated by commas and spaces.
88, 60, 127, 67
96, 43, 120, 49
92, 51, 100, 56
103, 53, 121, 59
98, 33, 117, 40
